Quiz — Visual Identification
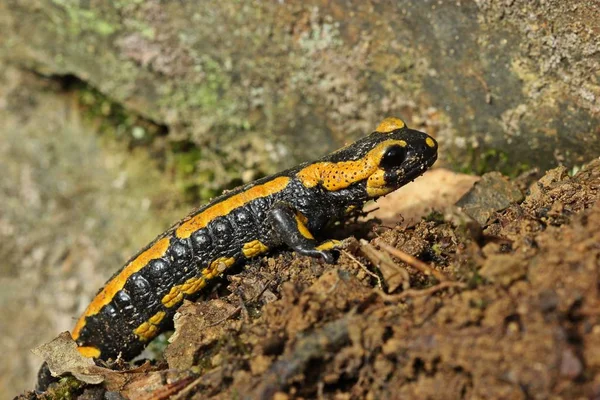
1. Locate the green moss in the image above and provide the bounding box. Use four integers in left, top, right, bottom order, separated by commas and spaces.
169, 141, 215, 202
185, 57, 231, 110
453, 145, 530, 178
125, 19, 156, 39
70, 80, 229, 202
230, 334, 252, 357
74, 79, 247, 204
568, 164, 583, 176
113, 0, 145, 8
431, 243, 443, 257
469, 297, 490, 310
42, 376, 84, 400
51, 0, 116, 36
466, 269, 485, 289
62, 76, 262, 208
145, 332, 172, 361
297, 15, 342, 55
423, 210, 445, 225
77, 85, 165, 145
194, 353, 215, 373
193, 339, 226, 374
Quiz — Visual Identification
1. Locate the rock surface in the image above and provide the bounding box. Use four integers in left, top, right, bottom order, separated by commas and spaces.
0, 66, 186, 394
1, 0, 598, 173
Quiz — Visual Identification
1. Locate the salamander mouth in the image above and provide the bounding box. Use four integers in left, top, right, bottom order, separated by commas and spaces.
398, 152, 438, 184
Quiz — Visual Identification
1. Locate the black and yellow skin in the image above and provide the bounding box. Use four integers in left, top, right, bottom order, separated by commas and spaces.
70, 117, 438, 361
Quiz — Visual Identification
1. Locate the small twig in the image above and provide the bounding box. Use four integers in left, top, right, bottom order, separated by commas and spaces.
577, 307, 600, 316
206, 307, 242, 328
237, 292, 250, 322
317, 381, 325, 400
341, 249, 382, 289
170, 368, 224, 400
207, 279, 273, 327
145, 376, 196, 400
358, 239, 410, 291
170, 377, 201, 400
375, 281, 466, 302
467, 67, 492, 104
375, 240, 450, 282
168, 371, 217, 400
360, 204, 380, 216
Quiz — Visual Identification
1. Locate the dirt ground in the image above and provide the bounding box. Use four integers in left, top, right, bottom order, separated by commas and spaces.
19, 157, 600, 399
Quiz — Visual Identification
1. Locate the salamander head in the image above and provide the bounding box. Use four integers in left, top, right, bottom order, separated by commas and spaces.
365, 117, 438, 197
296, 117, 438, 197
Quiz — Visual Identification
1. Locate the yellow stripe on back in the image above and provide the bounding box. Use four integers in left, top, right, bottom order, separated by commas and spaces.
71, 237, 171, 340
176, 176, 291, 239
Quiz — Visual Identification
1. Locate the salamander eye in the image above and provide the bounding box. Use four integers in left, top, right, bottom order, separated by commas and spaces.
379, 145, 407, 170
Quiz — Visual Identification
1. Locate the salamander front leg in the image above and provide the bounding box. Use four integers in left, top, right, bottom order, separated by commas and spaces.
267, 202, 335, 264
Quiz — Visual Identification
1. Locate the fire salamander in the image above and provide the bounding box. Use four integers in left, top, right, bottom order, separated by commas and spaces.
70, 117, 437, 361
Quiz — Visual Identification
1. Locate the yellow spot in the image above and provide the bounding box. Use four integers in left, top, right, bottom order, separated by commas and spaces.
176, 177, 290, 238
297, 140, 408, 193
144, 325, 158, 339
161, 276, 209, 309
375, 117, 406, 133
162, 286, 184, 308
182, 276, 207, 295
149, 311, 166, 325
72, 237, 171, 340
296, 212, 309, 225
345, 205, 357, 214
367, 169, 386, 188
134, 321, 151, 336
202, 257, 236, 280
316, 240, 342, 251
426, 137, 436, 148
367, 164, 402, 196
77, 346, 101, 359
242, 240, 269, 258
134, 310, 168, 341
366, 186, 394, 197
295, 214, 314, 239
